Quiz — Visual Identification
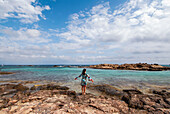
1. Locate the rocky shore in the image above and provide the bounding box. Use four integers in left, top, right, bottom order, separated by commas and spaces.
0, 72, 15, 75
87, 63, 170, 71
0, 82, 169, 114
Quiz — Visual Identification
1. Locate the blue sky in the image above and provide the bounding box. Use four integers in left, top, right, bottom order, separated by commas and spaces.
0, 0, 170, 64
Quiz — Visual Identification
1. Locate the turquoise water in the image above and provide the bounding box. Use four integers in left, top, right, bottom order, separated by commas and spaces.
0, 65, 170, 86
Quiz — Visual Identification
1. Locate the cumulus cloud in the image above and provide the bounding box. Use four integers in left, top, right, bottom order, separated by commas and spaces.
0, 0, 50, 23
55, 0, 170, 63
0, 27, 54, 64
1, 0, 170, 64
0, 27, 51, 44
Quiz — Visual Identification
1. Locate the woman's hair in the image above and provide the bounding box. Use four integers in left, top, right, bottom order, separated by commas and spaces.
82, 69, 86, 75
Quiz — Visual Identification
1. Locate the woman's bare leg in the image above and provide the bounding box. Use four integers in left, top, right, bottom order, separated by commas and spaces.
84, 86, 86, 95
82, 86, 84, 95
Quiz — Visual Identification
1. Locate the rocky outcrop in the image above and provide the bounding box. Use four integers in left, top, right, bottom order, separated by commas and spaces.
88, 63, 170, 71
27, 65, 34, 66
30, 84, 69, 90
121, 89, 170, 113
0, 72, 15, 75
0, 83, 29, 96
0, 83, 169, 113
87, 84, 124, 98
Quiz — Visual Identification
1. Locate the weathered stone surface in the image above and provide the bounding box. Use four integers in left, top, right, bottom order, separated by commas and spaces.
0, 83, 29, 94
121, 89, 170, 113
0, 83, 169, 113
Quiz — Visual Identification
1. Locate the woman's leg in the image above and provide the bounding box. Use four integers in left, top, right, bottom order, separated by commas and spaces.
81, 86, 84, 95
84, 86, 86, 95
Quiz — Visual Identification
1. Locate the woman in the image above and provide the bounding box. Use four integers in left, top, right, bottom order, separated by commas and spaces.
75, 69, 94, 95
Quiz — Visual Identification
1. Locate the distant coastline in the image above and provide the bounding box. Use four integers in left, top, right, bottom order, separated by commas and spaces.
85, 63, 170, 71
1, 63, 170, 71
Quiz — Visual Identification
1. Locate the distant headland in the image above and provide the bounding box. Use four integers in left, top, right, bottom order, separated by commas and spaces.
86, 63, 170, 71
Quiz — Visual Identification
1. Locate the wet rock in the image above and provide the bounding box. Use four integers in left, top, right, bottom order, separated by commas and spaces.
30, 84, 69, 91
152, 90, 170, 98
0, 83, 28, 94
13, 83, 29, 91
123, 89, 143, 94
88, 84, 124, 98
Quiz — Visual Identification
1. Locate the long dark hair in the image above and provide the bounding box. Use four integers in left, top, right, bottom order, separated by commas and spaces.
82, 69, 86, 75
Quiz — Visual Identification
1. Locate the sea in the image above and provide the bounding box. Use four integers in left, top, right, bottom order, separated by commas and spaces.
0, 65, 170, 92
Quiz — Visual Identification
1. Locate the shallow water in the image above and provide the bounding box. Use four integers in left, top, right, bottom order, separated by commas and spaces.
0, 65, 170, 91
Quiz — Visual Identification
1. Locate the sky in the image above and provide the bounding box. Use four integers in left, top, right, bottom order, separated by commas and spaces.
0, 0, 170, 65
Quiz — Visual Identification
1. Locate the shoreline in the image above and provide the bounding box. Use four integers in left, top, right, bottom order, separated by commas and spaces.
0, 80, 169, 113
0, 79, 170, 94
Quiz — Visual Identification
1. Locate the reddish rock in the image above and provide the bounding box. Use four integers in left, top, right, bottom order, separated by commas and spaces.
88, 63, 170, 71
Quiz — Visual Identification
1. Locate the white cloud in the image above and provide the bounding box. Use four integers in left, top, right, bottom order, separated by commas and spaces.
1, 27, 51, 43
0, 0, 50, 23
1, 0, 170, 64
55, 0, 170, 63
26, 29, 41, 37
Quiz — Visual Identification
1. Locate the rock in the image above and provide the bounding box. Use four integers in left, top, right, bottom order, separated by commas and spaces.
1, 89, 16, 96
30, 84, 69, 91
143, 105, 155, 112
122, 89, 170, 113
17, 106, 32, 114
10, 105, 18, 112
13, 83, 29, 91
87, 84, 124, 98
152, 90, 170, 98
123, 89, 143, 94
88, 63, 170, 71
165, 98, 170, 105
27, 65, 34, 66
8, 100, 18, 104
1, 82, 169, 113
0, 83, 28, 94
0, 110, 8, 114
0, 72, 15, 75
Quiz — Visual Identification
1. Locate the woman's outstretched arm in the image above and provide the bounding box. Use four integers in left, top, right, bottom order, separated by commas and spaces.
75, 74, 81, 80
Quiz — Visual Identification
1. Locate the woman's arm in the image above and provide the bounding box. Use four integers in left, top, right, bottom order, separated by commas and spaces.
75, 74, 81, 80
87, 74, 94, 82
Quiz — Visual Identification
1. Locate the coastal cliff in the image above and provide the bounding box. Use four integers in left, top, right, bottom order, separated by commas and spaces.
88, 63, 170, 71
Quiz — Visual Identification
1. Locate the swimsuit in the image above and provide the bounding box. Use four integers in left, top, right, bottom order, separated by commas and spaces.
75, 73, 92, 86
